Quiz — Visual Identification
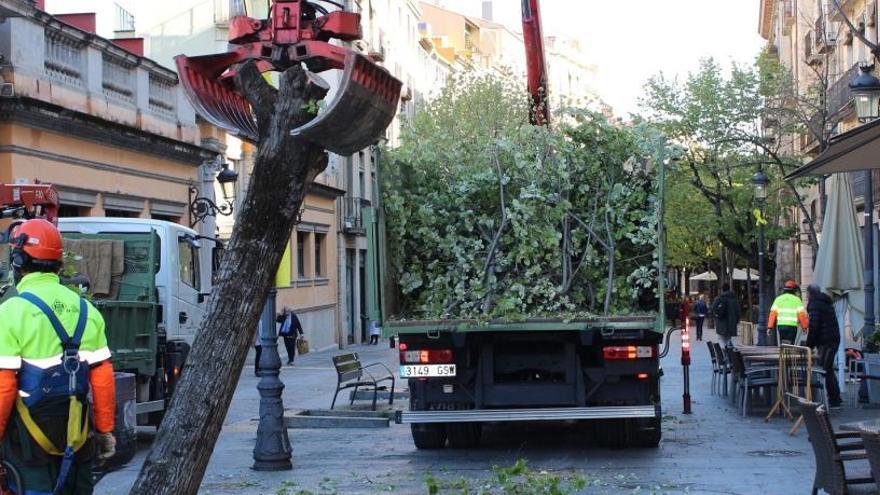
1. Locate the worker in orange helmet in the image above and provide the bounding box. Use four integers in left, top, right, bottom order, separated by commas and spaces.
0, 219, 115, 494
767, 280, 809, 345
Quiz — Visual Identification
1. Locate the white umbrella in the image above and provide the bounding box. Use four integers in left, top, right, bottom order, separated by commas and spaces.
813, 174, 865, 392
689, 271, 718, 281
732, 268, 759, 281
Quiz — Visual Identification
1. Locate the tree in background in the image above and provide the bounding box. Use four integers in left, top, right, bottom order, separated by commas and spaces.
642, 58, 799, 296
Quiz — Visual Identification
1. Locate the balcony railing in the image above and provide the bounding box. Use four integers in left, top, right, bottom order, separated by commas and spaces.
44, 30, 84, 86
828, 63, 861, 115
341, 196, 367, 234
148, 74, 176, 116
102, 55, 135, 103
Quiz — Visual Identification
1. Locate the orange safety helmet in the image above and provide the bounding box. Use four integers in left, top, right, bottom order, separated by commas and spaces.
783, 280, 799, 290
10, 219, 63, 268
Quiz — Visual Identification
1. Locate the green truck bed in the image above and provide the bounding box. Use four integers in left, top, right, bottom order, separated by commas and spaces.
63, 232, 160, 376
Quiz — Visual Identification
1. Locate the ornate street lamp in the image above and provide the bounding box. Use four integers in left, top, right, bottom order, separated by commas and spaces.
851, 64, 880, 123
849, 64, 880, 338
752, 170, 770, 345
189, 162, 239, 228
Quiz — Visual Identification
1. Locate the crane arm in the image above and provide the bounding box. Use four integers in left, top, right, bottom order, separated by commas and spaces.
521, 0, 550, 126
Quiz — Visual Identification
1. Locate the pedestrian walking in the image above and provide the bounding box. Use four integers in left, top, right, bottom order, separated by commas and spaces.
692, 294, 708, 341
711, 283, 740, 348
277, 307, 304, 365
767, 280, 808, 345
806, 284, 842, 408
369, 320, 381, 345
0, 219, 116, 494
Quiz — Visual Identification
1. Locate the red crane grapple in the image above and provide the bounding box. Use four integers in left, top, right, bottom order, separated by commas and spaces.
175, 0, 402, 155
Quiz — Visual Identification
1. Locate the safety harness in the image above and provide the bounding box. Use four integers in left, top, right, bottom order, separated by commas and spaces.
16, 293, 90, 495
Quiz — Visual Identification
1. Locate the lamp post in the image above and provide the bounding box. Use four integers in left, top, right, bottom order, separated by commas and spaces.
849, 64, 880, 338
189, 161, 239, 228
752, 170, 770, 345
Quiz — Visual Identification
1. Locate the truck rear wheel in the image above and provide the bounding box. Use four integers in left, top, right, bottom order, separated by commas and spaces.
628, 415, 661, 447
594, 419, 626, 449
411, 424, 446, 449
446, 422, 481, 448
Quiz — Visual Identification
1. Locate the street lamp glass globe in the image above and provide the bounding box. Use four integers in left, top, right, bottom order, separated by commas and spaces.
850, 65, 880, 122
216, 165, 239, 201
752, 171, 769, 202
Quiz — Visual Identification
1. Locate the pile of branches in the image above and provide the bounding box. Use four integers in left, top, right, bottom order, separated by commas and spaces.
383, 74, 667, 320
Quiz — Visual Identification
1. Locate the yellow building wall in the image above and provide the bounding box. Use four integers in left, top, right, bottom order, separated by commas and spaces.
0, 124, 196, 204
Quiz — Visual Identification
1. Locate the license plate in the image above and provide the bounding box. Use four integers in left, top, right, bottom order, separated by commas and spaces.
400, 364, 456, 378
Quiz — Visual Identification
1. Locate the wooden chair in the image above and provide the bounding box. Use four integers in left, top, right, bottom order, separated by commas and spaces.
799, 399, 874, 495
860, 429, 880, 493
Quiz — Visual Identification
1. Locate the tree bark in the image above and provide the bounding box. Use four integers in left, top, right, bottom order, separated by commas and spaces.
129, 62, 329, 495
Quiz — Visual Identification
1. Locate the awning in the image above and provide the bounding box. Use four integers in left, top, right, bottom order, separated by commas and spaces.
786, 118, 880, 179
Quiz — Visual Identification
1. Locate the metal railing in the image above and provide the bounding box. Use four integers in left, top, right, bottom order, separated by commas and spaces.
341, 196, 365, 234
828, 63, 861, 115
114, 3, 135, 32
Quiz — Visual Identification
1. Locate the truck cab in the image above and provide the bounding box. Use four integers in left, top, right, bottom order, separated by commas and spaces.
57, 217, 214, 342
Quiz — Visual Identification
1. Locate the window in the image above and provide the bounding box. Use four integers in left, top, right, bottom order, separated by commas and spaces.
178, 237, 201, 291
297, 231, 308, 278
315, 233, 325, 277
57, 205, 85, 217
104, 209, 137, 218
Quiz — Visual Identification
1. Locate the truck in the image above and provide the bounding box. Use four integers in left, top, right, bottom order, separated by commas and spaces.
0, 185, 216, 466
350, 0, 672, 448
365, 209, 668, 449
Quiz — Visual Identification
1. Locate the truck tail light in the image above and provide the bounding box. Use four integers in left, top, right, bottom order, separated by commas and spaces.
603, 345, 655, 360
400, 349, 454, 364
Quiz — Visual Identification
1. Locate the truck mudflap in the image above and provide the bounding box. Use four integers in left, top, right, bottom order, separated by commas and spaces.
396, 404, 659, 424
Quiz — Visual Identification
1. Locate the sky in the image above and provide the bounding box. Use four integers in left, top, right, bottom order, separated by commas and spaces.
438, 0, 766, 117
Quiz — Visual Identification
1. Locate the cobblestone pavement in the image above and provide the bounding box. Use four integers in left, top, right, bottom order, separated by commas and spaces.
95, 329, 879, 494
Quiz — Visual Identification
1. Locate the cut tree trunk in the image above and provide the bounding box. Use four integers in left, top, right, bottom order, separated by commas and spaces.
129, 61, 329, 495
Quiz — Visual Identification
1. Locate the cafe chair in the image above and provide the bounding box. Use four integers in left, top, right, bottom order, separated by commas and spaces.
730, 349, 776, 417
799, 399, 875, 495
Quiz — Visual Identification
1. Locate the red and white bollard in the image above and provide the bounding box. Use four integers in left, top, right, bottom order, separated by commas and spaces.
681, 318, 692, 414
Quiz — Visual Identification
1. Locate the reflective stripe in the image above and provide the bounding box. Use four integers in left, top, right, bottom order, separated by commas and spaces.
0, 356, 21, 369
21, 355, 64, 369
19, 346, 110, 369
81, 346, 111, 364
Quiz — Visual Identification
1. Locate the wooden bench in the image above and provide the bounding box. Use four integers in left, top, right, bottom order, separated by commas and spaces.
331, 353, 395, 411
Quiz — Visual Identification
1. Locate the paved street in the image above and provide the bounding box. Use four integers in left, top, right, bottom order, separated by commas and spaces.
95, 329, 878, 495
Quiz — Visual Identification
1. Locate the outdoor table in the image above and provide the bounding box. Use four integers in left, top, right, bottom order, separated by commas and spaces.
742, 354, 781, 365
840, 418, 880, 434
736, 345, 780, 355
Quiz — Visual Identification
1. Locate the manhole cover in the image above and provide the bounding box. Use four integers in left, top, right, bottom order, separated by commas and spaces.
747, 449, 803, 457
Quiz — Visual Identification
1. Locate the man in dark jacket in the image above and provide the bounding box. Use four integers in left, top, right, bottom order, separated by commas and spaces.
712, 283, 740, 347
806, 284, 842, 408
277, 307, 304, 366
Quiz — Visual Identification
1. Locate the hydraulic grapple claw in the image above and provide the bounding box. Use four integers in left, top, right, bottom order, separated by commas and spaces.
291, 52, 402, 155
174, 1, 401, 153
175, 53, 259, 142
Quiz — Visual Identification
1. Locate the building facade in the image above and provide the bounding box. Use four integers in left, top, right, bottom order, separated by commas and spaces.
0, 2, 216, 224
759, 0, 880, 309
